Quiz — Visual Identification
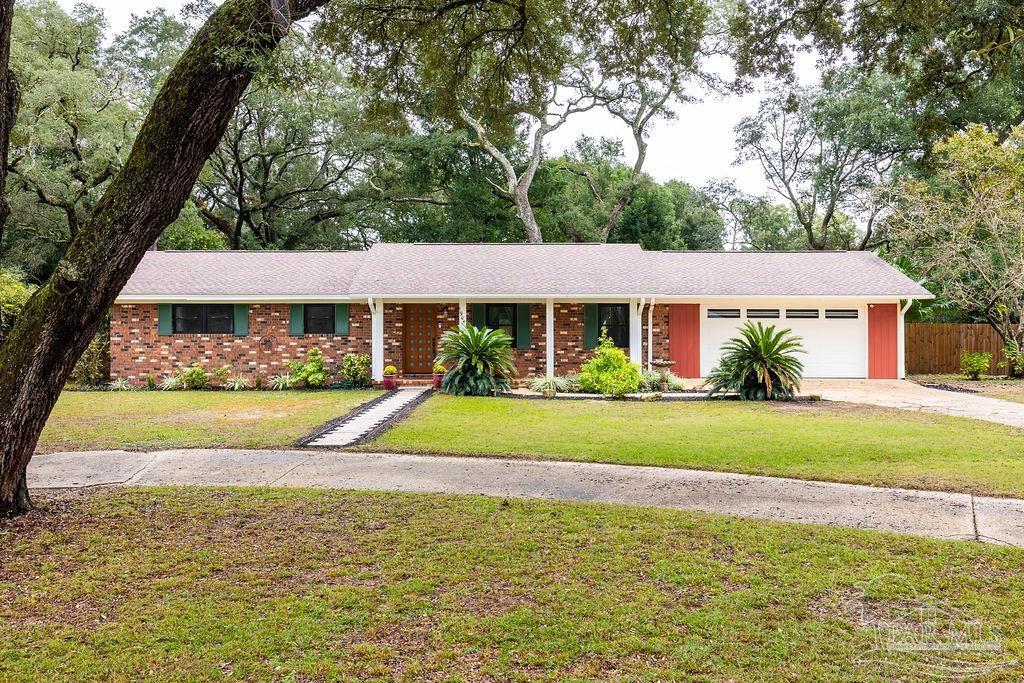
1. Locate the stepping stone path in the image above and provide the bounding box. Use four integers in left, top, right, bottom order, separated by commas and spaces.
306, 387, 431, 447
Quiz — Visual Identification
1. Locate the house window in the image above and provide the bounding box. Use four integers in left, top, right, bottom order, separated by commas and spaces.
707, 309, 741, 319
486, 304, 517, 345
304, 304, 335, 334
172, 304, 233, 334
746, 309, 779, 319
825, 309, 859, 319
598, 303, 629, 347
786, 309, 819, 319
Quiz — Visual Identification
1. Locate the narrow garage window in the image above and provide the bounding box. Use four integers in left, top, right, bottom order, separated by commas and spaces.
786, 309, 819, 319
746, 309, 779, 318
707, 309, 740, 318
825, 309, 859, 319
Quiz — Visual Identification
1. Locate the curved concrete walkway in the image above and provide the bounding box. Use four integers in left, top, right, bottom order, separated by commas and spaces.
802, 379, 1024, 429
28, 449, 1024, 547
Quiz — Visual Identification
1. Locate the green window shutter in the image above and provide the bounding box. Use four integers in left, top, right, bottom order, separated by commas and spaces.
158, 304, 172, 336
233, 304, 248, 336
583, 304, 599, 349
516, 304, 531, 349
335, 304, 349, 335
471, 304, 486, 328
289, 304, 304, 335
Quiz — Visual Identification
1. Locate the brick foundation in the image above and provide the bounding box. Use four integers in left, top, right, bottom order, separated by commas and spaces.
110, 301, 673, 384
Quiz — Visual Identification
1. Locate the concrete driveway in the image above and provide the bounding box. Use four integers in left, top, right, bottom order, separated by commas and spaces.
28, 449, 1024, 546
801, 379, 1024, 429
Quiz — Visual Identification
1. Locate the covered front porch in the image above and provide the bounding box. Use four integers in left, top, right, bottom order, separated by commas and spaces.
367, 297, 662, 381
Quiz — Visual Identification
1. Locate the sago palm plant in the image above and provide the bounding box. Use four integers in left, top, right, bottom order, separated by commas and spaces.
434, 323, 517, 396
706, 322, 805, 400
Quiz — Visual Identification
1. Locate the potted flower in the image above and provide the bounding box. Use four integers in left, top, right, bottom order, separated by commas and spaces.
432, 364, 446, 390
382, 365, 398, 390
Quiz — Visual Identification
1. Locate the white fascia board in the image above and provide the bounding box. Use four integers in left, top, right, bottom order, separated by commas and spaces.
116, 292, 935, 304
114, 294, 364, 303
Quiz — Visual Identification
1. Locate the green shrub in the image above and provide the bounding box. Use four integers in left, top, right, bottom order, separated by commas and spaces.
289, 348, 332, 388
269, 372, 295, 391
0, 269, 34, 339
341, 353, 372, 388
107, 377, 132, 391
225, 376, 250, 391
145, 375, 157, 390
178, 363, 212, 390
578, 332, 641, 397
70, 333, 110, 387
639, 369, 687, 392
527, 374, 581, 393
960, 350, 991, 380
435, 323, 517, 396
706, 322, 804, 400
1002, 340, 1024, 378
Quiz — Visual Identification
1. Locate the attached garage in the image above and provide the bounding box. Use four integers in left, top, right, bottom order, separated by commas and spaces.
695, 300, 869, 378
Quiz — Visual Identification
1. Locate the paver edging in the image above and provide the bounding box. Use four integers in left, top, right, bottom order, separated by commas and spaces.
347, 388, 435, 446
296, 389, 401, 447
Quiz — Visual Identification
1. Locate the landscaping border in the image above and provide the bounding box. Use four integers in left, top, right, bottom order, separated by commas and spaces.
347, 388, 436, 446
296, 389, 397, 447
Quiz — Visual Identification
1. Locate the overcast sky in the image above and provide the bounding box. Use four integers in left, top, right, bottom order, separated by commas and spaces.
64, 0, 810, 197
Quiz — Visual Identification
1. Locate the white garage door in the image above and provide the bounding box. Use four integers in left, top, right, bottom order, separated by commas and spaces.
700, 305, 867, 378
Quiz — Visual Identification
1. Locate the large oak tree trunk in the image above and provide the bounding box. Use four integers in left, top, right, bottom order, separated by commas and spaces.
0, 0, 18, 267
0, 0, 326, 516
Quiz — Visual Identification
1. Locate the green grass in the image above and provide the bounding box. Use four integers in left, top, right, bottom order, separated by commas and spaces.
376, 395, 1024, 498
911, 374, 1024, 404
1, 487, 1021, 681
37, 389, 380, 452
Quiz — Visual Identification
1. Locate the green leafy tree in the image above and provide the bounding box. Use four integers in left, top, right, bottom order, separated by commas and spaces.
735, 72, 914, 250
889, 125, 1024, 373
4, 0, 137, 281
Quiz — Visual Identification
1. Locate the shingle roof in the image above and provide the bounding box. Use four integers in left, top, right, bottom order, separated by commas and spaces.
117, 243, 932, 300
119, 250, 367, 296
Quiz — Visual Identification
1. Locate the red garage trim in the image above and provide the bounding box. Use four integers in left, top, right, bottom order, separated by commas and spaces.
668, 304, 700, 378
868, 303, 898, 379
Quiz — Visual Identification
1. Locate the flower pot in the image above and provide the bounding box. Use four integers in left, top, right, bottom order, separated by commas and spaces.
382, 375, 397, 390
432, 373, 444, 389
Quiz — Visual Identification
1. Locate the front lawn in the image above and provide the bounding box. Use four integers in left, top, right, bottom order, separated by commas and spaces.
37, 389, 380, 453
376, 395, 1024, 498
911, 374, 1024, 404
1, 487, 1021, 680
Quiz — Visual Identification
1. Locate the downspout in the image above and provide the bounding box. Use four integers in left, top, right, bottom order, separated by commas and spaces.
647, 298, 656, 371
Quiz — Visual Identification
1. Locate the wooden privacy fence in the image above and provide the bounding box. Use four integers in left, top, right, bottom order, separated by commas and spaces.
905, 323, 1014, 374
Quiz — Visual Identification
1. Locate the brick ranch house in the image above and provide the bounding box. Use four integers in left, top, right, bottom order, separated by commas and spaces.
111, 243, 932, 384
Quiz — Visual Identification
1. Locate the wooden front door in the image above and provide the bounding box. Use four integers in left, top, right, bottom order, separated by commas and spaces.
404, 304, 438, 374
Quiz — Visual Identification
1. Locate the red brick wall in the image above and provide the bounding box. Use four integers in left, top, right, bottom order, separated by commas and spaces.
111, 301, 671, 384
110, 303, 372, 384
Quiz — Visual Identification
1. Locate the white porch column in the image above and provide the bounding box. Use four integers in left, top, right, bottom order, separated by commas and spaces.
647, 298, 656, 371
369, 297, 384, 381
897, 299, 911, 379
629, 298, 643, 366
458, 299, 467, 325
545, 298, 555, 378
